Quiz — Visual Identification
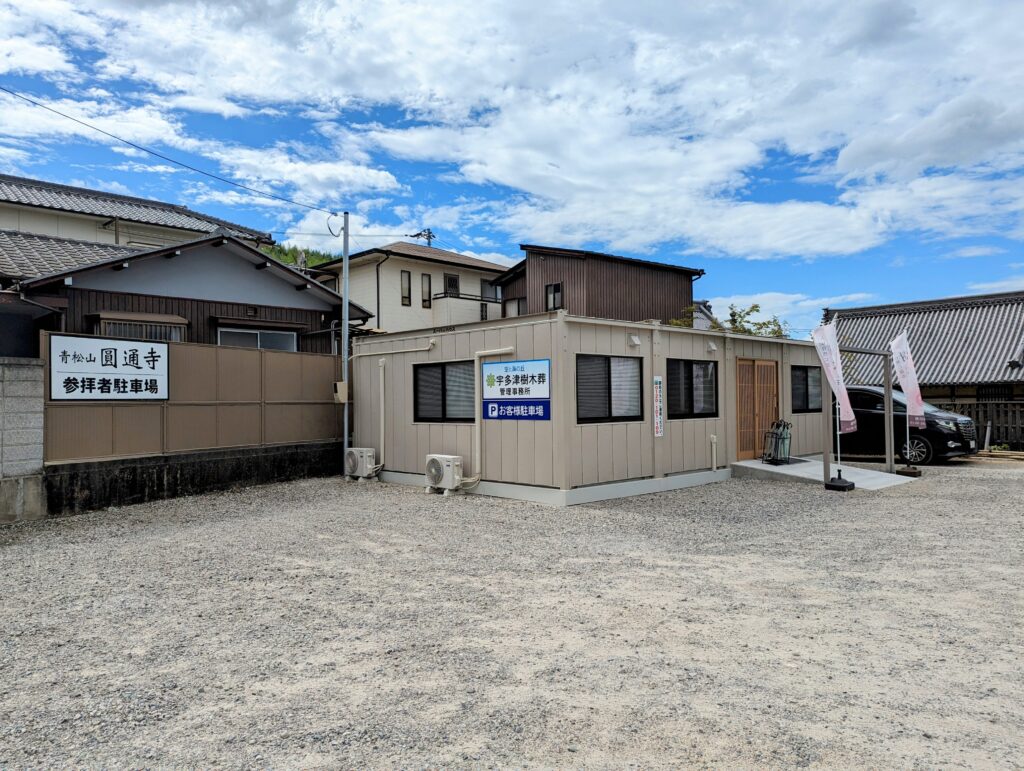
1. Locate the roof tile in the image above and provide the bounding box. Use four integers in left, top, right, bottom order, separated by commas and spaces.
0, 174, 271, 242
826, 292, 1024, 385
0, 230, 140, 280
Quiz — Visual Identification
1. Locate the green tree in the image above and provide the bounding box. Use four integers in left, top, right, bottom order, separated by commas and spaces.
259, 243, 338, 267
670, 303, 789, 338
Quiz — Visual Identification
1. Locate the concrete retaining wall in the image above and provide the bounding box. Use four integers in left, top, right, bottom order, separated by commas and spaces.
44, 440, 343, 516
0, 357, 44, 522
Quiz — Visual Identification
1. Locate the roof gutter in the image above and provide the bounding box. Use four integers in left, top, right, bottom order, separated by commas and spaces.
375, 254, 391, 329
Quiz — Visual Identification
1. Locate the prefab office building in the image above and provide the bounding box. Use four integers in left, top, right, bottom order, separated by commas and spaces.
351, 311, 828, 505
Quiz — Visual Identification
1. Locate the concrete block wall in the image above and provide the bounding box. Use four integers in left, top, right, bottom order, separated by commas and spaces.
0, 357, 44, 522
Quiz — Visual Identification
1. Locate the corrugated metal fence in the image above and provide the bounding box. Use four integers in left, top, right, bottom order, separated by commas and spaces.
939, 401, 1024, 449
42, 332, 343, 463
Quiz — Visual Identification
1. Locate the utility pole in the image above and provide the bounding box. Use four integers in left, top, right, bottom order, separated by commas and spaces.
342, 211, 350, 459
408, 228, 435, 247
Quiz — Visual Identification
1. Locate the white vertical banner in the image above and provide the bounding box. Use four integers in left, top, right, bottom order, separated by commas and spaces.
811, 320, 857, 433
889, 331, 926, 429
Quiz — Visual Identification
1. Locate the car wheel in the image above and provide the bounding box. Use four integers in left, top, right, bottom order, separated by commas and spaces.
901, 435, 933, 465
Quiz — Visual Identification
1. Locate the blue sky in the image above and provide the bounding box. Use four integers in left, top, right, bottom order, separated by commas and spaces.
2, 0, 1023, 334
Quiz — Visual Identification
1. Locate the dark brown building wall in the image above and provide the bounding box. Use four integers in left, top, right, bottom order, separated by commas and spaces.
512, 250, 694, 322
520, 252, 589, 315
584, 256, 693, 323
53, 287, 337, 353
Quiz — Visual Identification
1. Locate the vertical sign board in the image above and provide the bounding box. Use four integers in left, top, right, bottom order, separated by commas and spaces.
653, 375, 664, 437
482, 358, 551, 420
49, 334, 169, 400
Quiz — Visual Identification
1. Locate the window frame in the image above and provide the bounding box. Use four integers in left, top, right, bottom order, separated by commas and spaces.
413, 360, 476, 424
575, 353, 644, 425
544, 282, 563, 311
791, 365, 823, 413
401, 270, 412, 306
503, 297, 527, 318
666, 358, 719, 420
421, 273, 432, 309
444, 273, 460, 296
217, 327, 298, 352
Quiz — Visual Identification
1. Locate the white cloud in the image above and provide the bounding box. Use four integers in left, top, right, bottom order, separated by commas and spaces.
6, 0, 1024, 259
945, 245, 1005, 258
706, 291, 875, 334
967, 276, 1024, 293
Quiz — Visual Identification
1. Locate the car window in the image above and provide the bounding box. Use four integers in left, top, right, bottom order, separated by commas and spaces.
849, 391, 878, 410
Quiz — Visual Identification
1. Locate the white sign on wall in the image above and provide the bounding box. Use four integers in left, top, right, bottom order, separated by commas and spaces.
653, 375, 664, 437
49, 334, 169, 401
481, 359, 550, 400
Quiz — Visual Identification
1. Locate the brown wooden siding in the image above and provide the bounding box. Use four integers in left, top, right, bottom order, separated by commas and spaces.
584, 256, 693, 323
514, 250, 694, 323
53, 287, 337, 353
523, 252, 589, 315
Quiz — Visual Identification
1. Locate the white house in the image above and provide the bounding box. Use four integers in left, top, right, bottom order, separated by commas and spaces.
316, 241, 508, 333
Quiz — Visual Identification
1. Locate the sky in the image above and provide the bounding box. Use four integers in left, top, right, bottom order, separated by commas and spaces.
2, 1, 1023, 336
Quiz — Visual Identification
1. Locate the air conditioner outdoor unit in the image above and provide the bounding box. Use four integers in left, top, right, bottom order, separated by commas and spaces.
425, 454, 463, 493
344, 447, 376, 479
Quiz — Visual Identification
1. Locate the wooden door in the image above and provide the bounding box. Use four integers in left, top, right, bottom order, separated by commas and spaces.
736, 359, 779, 460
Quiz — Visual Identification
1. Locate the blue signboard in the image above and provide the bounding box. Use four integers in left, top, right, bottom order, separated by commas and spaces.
484, 399, 550, 420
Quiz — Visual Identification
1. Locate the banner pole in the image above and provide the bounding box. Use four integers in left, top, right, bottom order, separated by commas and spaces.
835, 398, 842, 470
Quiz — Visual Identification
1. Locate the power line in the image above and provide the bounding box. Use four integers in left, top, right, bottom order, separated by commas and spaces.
0, 84, 340, 217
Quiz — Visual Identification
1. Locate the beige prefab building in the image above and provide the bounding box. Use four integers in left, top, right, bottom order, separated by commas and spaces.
351, 312, 829, 505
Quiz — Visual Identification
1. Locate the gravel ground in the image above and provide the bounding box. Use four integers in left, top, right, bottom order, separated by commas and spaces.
1, 460, 1022, 768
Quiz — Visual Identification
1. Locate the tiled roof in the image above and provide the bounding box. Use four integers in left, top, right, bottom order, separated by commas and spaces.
0, 230, 140, 280
825, 292, 1024, 385
322, 241, 508, 272
0, 174, 272, 242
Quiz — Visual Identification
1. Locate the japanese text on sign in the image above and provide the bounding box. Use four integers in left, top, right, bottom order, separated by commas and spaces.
482, 359, 551, 420
481, 359, 550, 400
49, 334, 169, 401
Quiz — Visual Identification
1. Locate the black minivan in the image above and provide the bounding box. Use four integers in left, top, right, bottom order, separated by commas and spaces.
838, 386, 978, 464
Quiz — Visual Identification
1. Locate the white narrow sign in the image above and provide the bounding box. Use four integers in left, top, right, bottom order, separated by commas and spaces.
653, 375, 664, 437
49, 334, 169, 401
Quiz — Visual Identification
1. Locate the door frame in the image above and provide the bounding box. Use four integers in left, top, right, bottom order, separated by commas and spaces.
736, 358, 779, 460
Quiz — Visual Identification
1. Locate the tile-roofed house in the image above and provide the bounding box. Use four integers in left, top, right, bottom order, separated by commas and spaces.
0, 229, 140, 283
0, 173, 273, 246
824, 292, 1024, 387
315, 241, 510, 333
824, 291, 1024, 447
0, 232, 372, 358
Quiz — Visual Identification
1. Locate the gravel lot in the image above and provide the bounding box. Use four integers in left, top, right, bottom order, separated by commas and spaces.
2, 460, 1022, 768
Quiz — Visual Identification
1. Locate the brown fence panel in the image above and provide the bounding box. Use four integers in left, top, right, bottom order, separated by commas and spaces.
939, 401, 1024, 449
43, 332, 342, 463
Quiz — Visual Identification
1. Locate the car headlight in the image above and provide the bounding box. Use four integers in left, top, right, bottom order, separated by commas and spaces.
936, 419, 957, 430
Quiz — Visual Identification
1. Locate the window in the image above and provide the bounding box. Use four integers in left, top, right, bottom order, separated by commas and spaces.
444, 273, 460, 296
414, 361, 475, 422
98, 320, 186, 342
480, 303, 488, 321
401, 270, 412, 306
545, 282, 563, 311
218, 328, 297, 352
503, 298, 527, 317
666, 359, 718, 418
421, 273, 432, 308
792, 365, 823, 412
576, 354, 643, 423
480, 279, 501, 301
